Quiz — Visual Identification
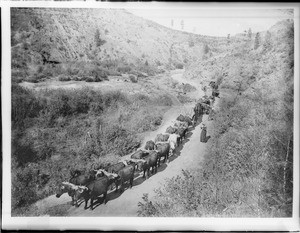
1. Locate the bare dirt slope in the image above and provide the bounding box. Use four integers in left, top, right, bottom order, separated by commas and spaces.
34, 69, 216, 216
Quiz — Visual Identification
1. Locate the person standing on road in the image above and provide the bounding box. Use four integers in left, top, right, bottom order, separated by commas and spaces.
203, 85, 207, 95
200, 123, 210, 143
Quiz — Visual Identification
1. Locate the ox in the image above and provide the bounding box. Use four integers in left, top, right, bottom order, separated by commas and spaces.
137, 151, 159, 179
131, 149, 149, 159
168, 133, 180, 157
155, 133, 169, 143
176, 127, 188, 144
56, 182, 81, 206
177, 115, 193, 126
74, 175, 116, 210
56, 170, 95, 206
166, 126, 177, 134
94, 161, 131, 191
144, 140, 155, 150
212, 89, 220, 98
155, 142, 170, 166
115, 162, 136, 192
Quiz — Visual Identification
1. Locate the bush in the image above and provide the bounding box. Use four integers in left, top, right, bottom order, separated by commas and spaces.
66, 66, 80, 76
182, 83, 196, 93
117, 65, 132, 73
11, 85, 170, 214
156, 95, 173, 106
175, 63, 184, 69
138, 170, 208, 217
58, 75, 71, 81
11, 70, 29, 83
12, 84, 42, 125
89, 67, 109, 81
12, 165, 40, 209
85, 77, 95, 82
26, 73, 46, 83
129, 74, 138, 83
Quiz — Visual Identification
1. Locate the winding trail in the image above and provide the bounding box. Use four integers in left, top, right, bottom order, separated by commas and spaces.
34, 69, 216, 216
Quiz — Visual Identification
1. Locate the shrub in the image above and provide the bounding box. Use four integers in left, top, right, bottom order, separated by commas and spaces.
95, 29, 106, 47
12, 165, 40, 209
156, 94, 173, 106
66, 65, 80, 76
58, 75, 71, 81
12, 84, 42, 125
85, 77, 94, 82
138, 170, 208, 217
117, 65, 132, 74
11, 70, 29, 83
11, 85, 170, 214
175, 63, 184, 69
182, 83, 196, 93
189, 40, 194, 47
89, 67, 109, 81
26, 73, 46, 83
129, 74, 138, 83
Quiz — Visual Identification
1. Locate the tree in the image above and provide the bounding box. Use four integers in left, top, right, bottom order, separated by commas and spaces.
171, 19, 174, 28
189, 37, 194, 47
247, 28, 252, 40
204, 44, 210, 54
227, 34, 230, 44
181, 20, 184, 30
95, 29, 106, 47
263, 31, 272, 50
254, 32, 260, 49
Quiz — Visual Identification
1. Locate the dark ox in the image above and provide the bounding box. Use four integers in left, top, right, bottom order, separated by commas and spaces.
212, 89, 220, 98
144, 140, 155, 150
96, 162, 127, 190
103, 162, 126, 174
202, 103, 211, 114
74, 175, 116, 210
131, 149, 149, 159
69, 172, 95, 185
155, 142, 170, 166
183, 116, 193, 126
177, 115, 193, 126
137, 151, 159, 179
176, 127, 188, 144
209, 81, 218, 89
166, 126, 177, 134
56, 171, 95, 206
176, 114, 185, 122
155, 133, 169, 143
174, 121, 188, 129
115, 163, 136, 193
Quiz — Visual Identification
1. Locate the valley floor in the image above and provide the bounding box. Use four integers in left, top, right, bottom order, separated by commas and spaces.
32, 69, 217, 216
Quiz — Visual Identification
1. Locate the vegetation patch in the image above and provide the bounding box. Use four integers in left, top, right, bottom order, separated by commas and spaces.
11, 85, 172, 215
138, 22, 294, 217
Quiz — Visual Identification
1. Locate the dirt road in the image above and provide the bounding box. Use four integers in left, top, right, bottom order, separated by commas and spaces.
34, 69, 215, 216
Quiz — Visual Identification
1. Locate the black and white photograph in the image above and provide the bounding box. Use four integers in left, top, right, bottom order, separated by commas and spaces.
2, 1, 300, 231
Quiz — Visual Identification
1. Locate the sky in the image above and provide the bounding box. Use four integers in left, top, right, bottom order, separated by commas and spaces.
127, 8, 294, 37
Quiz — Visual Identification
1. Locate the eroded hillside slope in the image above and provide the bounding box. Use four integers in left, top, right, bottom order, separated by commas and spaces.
138, 19, 294, 217
11, 8, 231, 82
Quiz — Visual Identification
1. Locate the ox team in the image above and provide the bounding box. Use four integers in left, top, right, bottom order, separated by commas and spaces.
56, 81, 220, 210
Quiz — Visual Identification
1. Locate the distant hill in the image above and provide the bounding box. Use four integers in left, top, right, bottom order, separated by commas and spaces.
183, 19, 294, 89
11, 8, 233, 77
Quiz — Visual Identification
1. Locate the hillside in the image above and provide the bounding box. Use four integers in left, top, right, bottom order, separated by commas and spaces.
10, 7, 294, 218
11, 8, 237, 83
138, 19, 294, 217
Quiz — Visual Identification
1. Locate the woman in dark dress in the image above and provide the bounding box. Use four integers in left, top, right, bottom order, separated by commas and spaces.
200, 124, 207, 142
